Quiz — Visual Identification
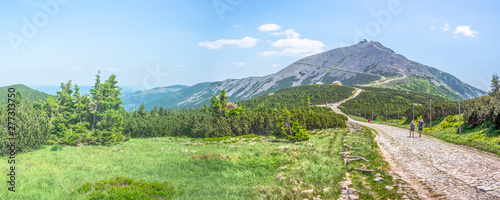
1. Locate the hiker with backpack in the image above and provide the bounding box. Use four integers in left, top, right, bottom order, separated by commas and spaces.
418, 118, 425, 137
409, 119, 415, 137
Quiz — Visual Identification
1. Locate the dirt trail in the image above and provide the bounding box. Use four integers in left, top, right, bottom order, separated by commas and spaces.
321, 88, 500, 200
361, 71, 407, 87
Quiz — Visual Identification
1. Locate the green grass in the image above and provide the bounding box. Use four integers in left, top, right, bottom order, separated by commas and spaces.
0, 128, 415, 199
345, 125, 418, 199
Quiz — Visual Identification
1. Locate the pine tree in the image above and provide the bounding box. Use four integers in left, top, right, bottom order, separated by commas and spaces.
219, 89, 228, 108
491, 74, 499, 95
210, 94, 221, 116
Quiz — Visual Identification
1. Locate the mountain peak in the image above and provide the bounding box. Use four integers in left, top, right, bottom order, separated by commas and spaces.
122, 42, 487, 110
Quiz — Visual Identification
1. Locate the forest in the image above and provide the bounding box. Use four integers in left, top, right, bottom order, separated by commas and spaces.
2, 72, 499, 157
338, 87, 449, 120
0, 74, 348, 156
238, 84, 355, 109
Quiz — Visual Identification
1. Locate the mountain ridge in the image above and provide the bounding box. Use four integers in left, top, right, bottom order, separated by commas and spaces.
0, 84, 52, 104
122, 41, 486, 110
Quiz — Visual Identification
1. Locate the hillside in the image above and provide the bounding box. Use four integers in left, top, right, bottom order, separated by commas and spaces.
238, 84, 355, 109
121, 84, 189, 111
338, 87, 449, 120
122, 41, 486, 110
0, 84, 52, 104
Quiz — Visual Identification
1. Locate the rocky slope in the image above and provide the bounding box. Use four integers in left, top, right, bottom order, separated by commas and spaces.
123, 41, 486, 110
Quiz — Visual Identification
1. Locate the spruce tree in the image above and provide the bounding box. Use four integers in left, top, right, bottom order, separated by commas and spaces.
491, 74, 499, 95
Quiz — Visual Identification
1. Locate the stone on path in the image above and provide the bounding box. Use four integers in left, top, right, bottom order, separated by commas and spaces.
301, 189, 314, 194
374, 177, 384, 182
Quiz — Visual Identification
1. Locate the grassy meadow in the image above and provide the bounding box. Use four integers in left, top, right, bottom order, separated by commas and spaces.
1, 127, 414, 199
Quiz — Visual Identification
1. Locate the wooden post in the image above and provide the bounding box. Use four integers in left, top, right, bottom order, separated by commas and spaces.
459, 101, 461, 135
430, 99, 432, 130
386, 106, 388, 121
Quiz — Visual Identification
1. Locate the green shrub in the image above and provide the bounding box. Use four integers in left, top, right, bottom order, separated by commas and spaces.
273, 109, 310, 142
50, 145, 64, 151
76, 176, 183, 200
285, 122, 309, 142
239, 134, 259, 138
203, 136, 232, 142
0, 101, 52, 156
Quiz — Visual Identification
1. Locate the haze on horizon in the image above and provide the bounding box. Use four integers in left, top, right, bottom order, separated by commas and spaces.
0, 0, 498, 92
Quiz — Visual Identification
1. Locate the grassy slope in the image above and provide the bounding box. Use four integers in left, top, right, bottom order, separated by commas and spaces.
0, 128, 415, 199
0, 84, 52, 104
417, 115, 500, 156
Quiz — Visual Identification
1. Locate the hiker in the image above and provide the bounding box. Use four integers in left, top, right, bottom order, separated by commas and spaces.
367, 118, 371, 123
418, 118, 425, 138
409, 120, 415, 137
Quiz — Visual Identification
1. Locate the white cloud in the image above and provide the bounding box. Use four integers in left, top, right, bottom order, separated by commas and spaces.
271, 64, 281, 68
233, 62, 245, 66
259, 38, 325, 57
176, 64, 186, 67
143, 56, 153, 60
258, 24, 282, 32
430, 26, 435, 31
454, 26, 478, 37
271, 29, 301, 39
233, 24, 243, 28
67, 66, 83, 71
441, 23, 451, 32
198, 37, 258, 49
107, 67, 121, 72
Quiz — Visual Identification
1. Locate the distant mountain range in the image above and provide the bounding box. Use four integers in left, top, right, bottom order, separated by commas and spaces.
120, 41, 486, 111
28, 85, 142, 96
0, 84, 52, 104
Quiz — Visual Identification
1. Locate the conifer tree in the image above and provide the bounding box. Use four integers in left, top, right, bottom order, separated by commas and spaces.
491, 74, 499, 95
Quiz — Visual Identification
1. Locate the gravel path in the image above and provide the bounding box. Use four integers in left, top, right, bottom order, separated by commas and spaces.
324, 89, 500, 200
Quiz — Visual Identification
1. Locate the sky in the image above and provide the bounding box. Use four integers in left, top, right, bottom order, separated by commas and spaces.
0, 0, 498, 92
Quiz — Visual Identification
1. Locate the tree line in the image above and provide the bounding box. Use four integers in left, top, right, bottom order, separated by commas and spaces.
338, 87, 449, 120
0, 74, 349, 156
124, 89, 348, 141
0, 72, 124, 156
404, 74, 500, 128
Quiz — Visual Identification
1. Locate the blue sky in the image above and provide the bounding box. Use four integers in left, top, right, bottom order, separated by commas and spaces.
0, 0, 498, 91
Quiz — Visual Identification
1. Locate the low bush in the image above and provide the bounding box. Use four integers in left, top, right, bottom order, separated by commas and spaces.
50, 145, 64, 151
203, 136, 231, 142
0, 101, 52, 156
